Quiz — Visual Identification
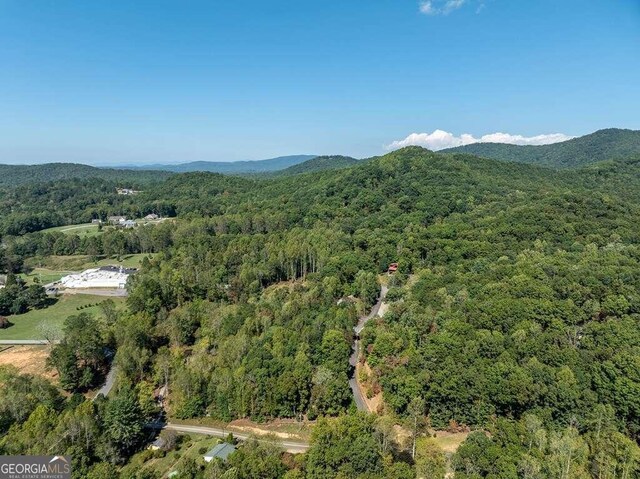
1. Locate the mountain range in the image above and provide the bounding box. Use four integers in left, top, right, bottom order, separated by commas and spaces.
1, 129, 639, 187
441, 128, 640, 168
121, 154, 317, 174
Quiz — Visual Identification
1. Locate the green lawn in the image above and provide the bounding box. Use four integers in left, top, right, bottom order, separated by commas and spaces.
0, 294, 125, 340
18, 268, 73, 285
25, 253, 155, 272
40, 223, 102, 237
39, 218, 169, 238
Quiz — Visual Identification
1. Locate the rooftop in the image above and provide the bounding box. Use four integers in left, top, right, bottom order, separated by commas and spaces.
203, 443, 236, 462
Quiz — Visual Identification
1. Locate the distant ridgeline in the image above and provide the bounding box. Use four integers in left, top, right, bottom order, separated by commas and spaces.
2, 129, 639, 190
0, 163, 172, 187
120, 154, 318, 174
272, 155, 361, 176
441, 128, 640, 168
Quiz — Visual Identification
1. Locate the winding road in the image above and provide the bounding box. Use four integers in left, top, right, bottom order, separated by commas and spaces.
349, 285, 388, 412
145, 284, 388, 453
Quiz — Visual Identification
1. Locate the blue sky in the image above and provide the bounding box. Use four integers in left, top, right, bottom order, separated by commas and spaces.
1, 0, 638, 165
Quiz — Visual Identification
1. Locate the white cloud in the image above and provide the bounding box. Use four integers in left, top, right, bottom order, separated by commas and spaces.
385, 129, 573, 151
419, 0, 467, 15
443, 0, 466, 14
419, 1, 437, 15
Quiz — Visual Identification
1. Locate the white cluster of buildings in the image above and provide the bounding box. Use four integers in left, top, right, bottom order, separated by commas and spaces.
101, 214, 160, 229
116, 188, 140, 195
58, 266, 136, 289
107, 216, 137, 228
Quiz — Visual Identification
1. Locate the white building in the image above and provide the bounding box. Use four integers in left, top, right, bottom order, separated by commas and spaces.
58, 266, 136, 289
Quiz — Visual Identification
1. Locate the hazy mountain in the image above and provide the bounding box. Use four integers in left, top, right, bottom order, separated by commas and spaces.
440, 128, 640, 168
124, 155, 318, 174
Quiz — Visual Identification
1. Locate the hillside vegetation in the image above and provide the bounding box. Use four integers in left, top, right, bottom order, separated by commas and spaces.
2, 140, 640, 477
275, 155, 360, 176
0, 163, 172, 187
442, 128, 640, 168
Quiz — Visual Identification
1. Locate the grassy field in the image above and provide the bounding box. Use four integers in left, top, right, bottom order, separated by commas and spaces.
121, 434, 221, 478
40, 218, 169, 238
0, 294, 126, 340
25, 253, 155, 272
431, 431, 470, 454
18, 267, 74, 285
40, 223, 102, 237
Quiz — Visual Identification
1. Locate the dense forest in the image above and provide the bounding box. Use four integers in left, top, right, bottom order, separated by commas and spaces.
0, 163, 172, 187
0, 178, 176, 236
275, 155, 361, 176
2, 140, 640, 478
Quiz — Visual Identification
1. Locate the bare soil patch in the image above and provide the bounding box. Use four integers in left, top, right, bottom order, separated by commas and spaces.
228, 418, 312, 441
356, 360, 384, 413
0, 345, 57, 381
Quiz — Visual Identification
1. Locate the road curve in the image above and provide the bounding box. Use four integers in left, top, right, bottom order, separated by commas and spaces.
93, 364, 117, 401
142, 286, 390, 452
349, 285, 388, 412
159, 423, 310, 454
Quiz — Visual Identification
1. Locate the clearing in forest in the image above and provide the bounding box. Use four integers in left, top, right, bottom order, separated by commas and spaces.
0, 345, 57, 381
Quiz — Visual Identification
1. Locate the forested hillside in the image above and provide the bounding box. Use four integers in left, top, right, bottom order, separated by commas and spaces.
441, 128, 640, 168
0, 163, 172, 186
275, 155, 360, 176
0, 178, 176, 237
2, 145, 640, 478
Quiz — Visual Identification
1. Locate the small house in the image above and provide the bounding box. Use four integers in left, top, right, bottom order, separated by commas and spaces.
108, 216, 126, 225
123, 220, 137, 229
148, 437, 167, 451
116, 188, 139, 195
388, 262, 398, 274
145, 213, 159, 220
91, 219, 103, 225
203, 443, 236, 463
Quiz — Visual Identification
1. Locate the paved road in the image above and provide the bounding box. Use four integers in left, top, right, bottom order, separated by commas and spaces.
156, 423, 309, 454
93, 364, 117, 400
141, 284, 388, 453
0, 339, 58, 345
349, 285, 388, 412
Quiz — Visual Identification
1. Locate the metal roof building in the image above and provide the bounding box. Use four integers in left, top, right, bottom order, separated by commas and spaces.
203, 443, 236, 463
